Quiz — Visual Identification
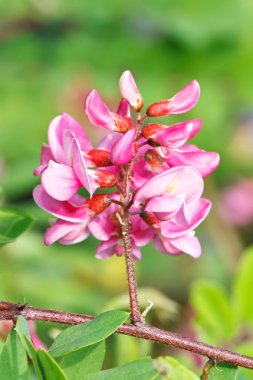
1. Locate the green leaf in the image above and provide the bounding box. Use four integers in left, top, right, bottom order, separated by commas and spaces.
0, 340, 4, 354
190, 280, 236, 343
0, 329, 29, 380
15, 316, 31, 342
15, 317, 43, 380
49, 310, 129, 357
60, 341, 105, 380
24, 337, 44, 380
37, 349, 67, 380
202, 363, 238, 380
88, 358, 159, 380
154, 356, 199, 380
0, 208, 33, 246
233, 247, 253, 323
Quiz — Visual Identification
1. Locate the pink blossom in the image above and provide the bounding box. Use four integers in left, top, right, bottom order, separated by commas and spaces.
119, 70, 144, 111
85, 90, 134, 132
219, 179, 253, 226
165, 144, 220, 177
146, 80, 200, 117
34, 70, 219, 260
142, 119, 202, 148
133, 166, 211, 258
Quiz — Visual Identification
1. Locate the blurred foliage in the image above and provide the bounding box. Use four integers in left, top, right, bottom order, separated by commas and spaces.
1, 0, 253, 375
188, 247, 253, 379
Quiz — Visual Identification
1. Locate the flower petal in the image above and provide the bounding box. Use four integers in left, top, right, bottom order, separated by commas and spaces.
117, 99, 131, 117
44, 220, 80, 245
111, 129, 136, 165
169, 234, 201, 258
33, 185, 89, 222
151, 119, 202, 148
72, 138, 97, 197
146, 80, 200, 116
119, 70, 143, 111
42, 162, 80, 201
85, 90, 115, 130
166, 145, 220, 177
96, 237, 118, 259
134, 166, 203, 209
48, 113, 92, 163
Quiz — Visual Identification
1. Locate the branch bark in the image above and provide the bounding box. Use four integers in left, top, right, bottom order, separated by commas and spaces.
0, 301, 253, 370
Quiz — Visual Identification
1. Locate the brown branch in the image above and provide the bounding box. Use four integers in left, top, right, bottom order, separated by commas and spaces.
119, 213, 143, 323
0, 301, 253, 370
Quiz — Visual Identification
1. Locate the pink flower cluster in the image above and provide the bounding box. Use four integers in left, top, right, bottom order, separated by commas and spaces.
33, 71, 219, 259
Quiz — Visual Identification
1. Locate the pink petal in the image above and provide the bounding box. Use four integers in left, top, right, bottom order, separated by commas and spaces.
168, 80, 200, 114
154, 119, 202, 148
160, 198, 211, 238
33, 185, 90, 222
72, 138, 97, 197
145, 193, 185, 220
97, 131, 122, 151
85, 90, 115, 130
111, 129, 136, 165
89, 203, 119, 240
96, 237, 118, 259
41, 163, 80, 201
41, 143, 54, 164
44, 220, 80, 245
132, 243, 142, 260
27, 321, 48, 350
134, 166, 203, 209
153, 235, 181, 255
131, 215, 155, 246
146, 80, 200, 116
117, 99, 131, 117
166, 145, 220, 177
170, 234, 201, 258
34, 164, 47, 176
119, 70, 143, 111
48, 113, 92, 163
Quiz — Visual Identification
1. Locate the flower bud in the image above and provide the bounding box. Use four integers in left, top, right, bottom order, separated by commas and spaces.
95, 169, 117, 188
141, 211, 160, 226
88, 149, 112, 166
146, 100, 171, 117
142, 124, 166, 139
86, 193, 111, 214
119, 70, 144, 111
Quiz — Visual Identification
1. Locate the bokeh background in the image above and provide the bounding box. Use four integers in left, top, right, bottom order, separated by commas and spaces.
1, 0, 253, 377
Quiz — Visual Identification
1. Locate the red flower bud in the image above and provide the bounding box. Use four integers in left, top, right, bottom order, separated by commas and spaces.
88, 149, 112, 166
146, 100, 171, 117
95, 169, 117, 188
142, 123, 166, 139
86, 193, 111, 214
141, 211, 160, 226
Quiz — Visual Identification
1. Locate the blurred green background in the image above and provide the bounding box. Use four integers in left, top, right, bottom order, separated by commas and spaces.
1, 0, 253, 376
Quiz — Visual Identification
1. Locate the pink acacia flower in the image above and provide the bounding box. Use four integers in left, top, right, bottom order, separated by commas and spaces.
34, 70, 219, 260
146, 80, 200, 117
133, 166, 211, 258
34, 113, 117, 199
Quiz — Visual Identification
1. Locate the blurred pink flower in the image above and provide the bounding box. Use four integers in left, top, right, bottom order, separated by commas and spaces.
220, 179, 253, 226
